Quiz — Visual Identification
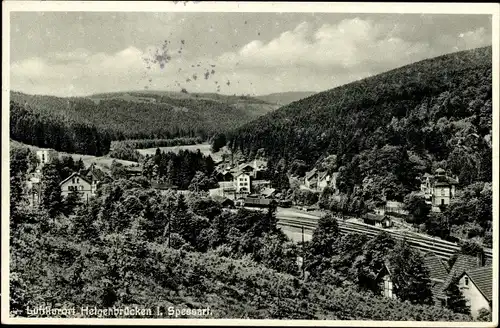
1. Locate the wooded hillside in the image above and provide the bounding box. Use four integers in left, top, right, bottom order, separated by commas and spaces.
9, 91, 279, 147
227, 46, 492, 196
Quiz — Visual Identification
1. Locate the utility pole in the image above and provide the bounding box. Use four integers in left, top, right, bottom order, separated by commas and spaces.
301, 225, 305, 280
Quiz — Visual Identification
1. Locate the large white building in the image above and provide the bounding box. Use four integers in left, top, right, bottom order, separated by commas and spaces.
235, 172, 251, 193
420, 168, 459, 212
36, 149, 58, 168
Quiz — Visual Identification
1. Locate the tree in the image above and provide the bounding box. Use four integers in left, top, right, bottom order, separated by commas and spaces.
188, 171, 217, 192
62, 189, 82, 216
306, 213, 341, 278
445, 276, 470, 315
41, 163, 63, 218
403, 192, 431, 225
352, 232, 396, 292
388, 240, 433, 305
110, 161, 128, 180
425, 213, 451, 239
476, 308, 492, 322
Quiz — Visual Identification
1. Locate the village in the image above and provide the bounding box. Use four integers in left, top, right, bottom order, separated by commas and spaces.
21, 146, 492, 319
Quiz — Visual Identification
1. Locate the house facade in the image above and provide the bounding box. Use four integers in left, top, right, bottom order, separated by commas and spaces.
317, 171, 331, 192
457, 266, 492, 319
27, 172, 42, 207
420, 168, 459, 212
304, 169, 318, 190
377, 261, 397, 300
36, 149, 58, 168
60, 172, 93, 203
363, 213, 392, 228
303, 168, 335, 193
235, 172, 251, 193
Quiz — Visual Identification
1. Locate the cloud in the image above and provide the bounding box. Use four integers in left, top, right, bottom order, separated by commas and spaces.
217, 18, 434, 74
9, 18, 493, 97
458, 27, 490, 49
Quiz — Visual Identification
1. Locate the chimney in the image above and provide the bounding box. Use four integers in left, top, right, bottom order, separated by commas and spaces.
477, 252, 484, 267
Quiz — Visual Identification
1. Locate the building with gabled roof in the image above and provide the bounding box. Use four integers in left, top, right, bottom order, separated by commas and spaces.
422, 252, 449, 305
376, 259, 397, 300
420, 168, 459, 212
457, 266, 492, 318
363, 213, 392, 228
59, 172, 93, 203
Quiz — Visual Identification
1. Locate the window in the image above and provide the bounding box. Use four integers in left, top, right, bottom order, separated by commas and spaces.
441, 199, 445, 206
464, 277, 469, 286
72, 178, 75, 184
77, 178, 80, 183
80, 186, 84, 190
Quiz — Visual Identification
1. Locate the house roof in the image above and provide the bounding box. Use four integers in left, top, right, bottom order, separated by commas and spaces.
430, 281, 446, 300
253, 159, 268, 169
59, 172, 92, 186
423, 252, 449, 282
238, 163, 255, 171
234, 171, 250, 178
305, 168, 318, 180
260, 187, 276, 197
318, 171, 330, 181
364, 213, 389, 222
441, 254, 481, 293
212, 195, 234, 204
84, 165, 107, 181
376, 259, 394, 281
126, 166, 142, 173
462, 266, 492, 302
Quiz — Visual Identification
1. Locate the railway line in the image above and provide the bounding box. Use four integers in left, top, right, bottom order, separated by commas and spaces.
276, 212, 493, 262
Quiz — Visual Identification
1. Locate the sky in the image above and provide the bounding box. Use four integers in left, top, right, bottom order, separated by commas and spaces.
10, 12, 493, 97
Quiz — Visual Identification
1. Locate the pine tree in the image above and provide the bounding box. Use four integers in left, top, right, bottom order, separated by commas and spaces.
63, 189, 82, 216
41, 163, 63, 218
306, 213, 341, 278
389, 239, 433, 305
445, 276, 470, 315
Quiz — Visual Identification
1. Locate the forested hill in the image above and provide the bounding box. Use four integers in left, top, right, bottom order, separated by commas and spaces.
9, 90, 279, 144
255, 91, 317, 106
227, 46, 492, 198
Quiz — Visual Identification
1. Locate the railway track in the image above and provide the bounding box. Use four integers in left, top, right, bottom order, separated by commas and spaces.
277, 214, 492, 262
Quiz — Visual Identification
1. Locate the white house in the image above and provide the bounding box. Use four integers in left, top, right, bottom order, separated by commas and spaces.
317, 171, 331, 192
304, 168, 318, 190
376, 260, 397, 300
36, 149, 58, 168
235, 172, 251, 193
457, 266, 492, 319
60, 172, 93, 203
420, 168, 459, 212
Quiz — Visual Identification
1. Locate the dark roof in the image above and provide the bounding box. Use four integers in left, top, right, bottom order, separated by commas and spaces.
59, 172, 92, 186
363, 213, 389, 222
305, 168, 318, 180
376, 259, 394, 281
423, 252, 449, 282
318, 171, 330, 181
212, 195, 234, 204
442, 254, 481, 292
463, 266, 492, 302
152, 182, 176, 190
430, 281, 446, 300
85, 165, 107, 181
126, 166, 142, 173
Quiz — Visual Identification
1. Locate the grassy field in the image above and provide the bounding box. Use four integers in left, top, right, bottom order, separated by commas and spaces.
10, 140, 137, 171
136, 143, 223, 162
